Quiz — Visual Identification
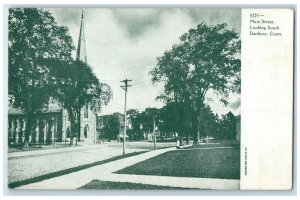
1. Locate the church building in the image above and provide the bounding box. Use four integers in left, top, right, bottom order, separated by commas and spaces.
8, 11, 97, 146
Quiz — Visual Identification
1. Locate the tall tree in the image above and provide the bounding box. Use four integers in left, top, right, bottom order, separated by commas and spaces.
127, 109, 141, 140
199, 104, 219, 139
150, 22, 240, 143
219, 111, 237, 140
8, 8, 74, 147
160, 102, 189, 143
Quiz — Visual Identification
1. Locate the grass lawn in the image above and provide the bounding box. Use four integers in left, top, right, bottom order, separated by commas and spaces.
80, 180, 188, 190
115, 147, 240, 180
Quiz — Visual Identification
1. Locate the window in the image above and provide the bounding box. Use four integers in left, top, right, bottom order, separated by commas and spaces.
84, 103, 88, 118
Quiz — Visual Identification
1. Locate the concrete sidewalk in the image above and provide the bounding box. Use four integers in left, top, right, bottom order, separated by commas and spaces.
17, 147, 239, 190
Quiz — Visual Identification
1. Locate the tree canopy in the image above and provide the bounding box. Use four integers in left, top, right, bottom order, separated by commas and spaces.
8, 8, 112, 146
9, 8, 75, 145
55, 60, 112, 142
9, 8, 74, 113
149, 22, 241, 143
125, 105, 237, 142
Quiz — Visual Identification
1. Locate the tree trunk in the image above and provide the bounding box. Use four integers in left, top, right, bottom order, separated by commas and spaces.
185, 130, 189, 145
193, 115, 201, 144
186, 121, 193, 145
179, 132, 183, 146
193, 103, 204, 145
69, 112, 75, 145
77, 107, 81, 142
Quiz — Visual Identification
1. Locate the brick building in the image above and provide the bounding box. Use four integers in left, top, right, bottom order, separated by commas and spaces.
96, 112, 125, 141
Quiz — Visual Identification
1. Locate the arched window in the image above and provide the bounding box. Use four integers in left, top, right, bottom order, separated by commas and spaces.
84, 103, 88, 118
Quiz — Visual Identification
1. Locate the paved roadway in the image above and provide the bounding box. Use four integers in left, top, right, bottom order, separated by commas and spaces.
8, 141, 175, 184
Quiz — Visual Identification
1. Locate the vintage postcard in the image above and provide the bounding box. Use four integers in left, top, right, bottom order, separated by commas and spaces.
5, 7, 294, 191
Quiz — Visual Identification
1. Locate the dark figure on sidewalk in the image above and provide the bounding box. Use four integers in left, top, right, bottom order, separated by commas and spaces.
176, 138, 180, 149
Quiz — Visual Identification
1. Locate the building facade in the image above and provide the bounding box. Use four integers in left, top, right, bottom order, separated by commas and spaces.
8, 108, 63, 146
96, 112, 125, 141
8, 103, 97, 146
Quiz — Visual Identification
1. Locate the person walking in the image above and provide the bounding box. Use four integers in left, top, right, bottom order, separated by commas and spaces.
176, 138, 180, 149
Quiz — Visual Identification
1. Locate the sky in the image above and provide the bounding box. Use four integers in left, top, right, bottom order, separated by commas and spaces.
49, 8, 241, 116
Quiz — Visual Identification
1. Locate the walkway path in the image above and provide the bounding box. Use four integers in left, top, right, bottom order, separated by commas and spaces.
17, 147, 239, 190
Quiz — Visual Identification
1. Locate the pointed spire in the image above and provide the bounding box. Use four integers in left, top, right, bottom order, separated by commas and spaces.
76, 9, 87, 63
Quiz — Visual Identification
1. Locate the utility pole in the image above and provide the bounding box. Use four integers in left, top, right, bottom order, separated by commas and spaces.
121, 78, 132, 155
153, 115, 156, 150
64, 111, 67, 147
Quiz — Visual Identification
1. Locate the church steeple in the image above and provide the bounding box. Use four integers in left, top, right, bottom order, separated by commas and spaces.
76, 10, 87, 63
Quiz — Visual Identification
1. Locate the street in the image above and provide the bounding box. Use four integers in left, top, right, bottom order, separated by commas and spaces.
8, 141, 175, 184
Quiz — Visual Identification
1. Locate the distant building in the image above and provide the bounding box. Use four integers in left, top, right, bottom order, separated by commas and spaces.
8, 12, 97, 146
96, 112, 125, 141
235, 115, 241, 141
